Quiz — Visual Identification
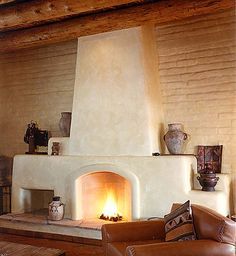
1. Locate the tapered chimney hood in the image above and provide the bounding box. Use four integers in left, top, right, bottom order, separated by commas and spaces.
69, 26, 164, 156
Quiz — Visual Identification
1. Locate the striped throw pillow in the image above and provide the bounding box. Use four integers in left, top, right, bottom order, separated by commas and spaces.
164, 200, 196, 242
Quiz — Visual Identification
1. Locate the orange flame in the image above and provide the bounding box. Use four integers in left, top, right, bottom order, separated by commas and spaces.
102, 190, 119, 218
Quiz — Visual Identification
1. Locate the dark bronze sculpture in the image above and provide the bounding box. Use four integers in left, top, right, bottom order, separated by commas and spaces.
24, 121, 49, 154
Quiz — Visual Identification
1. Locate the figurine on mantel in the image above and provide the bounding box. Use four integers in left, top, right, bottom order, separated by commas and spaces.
24, 121, 49, 154
51, 142, 60, 155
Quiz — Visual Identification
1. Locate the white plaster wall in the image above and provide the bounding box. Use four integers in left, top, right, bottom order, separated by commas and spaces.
12, 155, 230, 219
70, 27, 164, 156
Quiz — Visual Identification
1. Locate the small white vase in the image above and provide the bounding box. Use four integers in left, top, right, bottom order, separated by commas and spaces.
164, 123, 188, 154
48, 196, 65, 221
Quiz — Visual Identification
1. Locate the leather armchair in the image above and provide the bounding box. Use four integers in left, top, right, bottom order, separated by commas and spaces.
101, 204, 236, 256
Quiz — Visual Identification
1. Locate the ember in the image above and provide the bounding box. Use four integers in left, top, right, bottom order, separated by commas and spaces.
99, 213, 123, 222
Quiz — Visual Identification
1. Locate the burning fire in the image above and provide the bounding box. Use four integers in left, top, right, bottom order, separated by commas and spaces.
99, 190, 122, 222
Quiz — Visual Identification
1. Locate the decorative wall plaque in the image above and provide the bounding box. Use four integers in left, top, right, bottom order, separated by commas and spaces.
197, 145, 223, 173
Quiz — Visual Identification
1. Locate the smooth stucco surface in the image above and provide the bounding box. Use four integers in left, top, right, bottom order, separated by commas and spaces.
12, 154, 230, 221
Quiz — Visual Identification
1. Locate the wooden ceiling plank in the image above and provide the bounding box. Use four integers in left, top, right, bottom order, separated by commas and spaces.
0, 0, 19, 4
0, 0, 234, 52
0, 0, 149, 32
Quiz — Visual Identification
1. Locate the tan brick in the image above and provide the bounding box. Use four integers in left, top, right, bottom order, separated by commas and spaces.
232, 120, 236, 127
156, 9, 236, 187
0, 40, 77, 157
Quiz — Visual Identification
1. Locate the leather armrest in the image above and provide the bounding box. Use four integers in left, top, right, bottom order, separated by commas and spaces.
126, 240, 236, 256
102, 220, 165, 243
191, 204, 236, 245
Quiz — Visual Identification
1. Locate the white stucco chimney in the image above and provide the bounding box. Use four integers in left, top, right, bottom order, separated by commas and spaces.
69, 26, 164, 156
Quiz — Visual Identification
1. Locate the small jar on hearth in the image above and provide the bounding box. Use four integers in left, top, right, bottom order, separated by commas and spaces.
48, 196, 65, 221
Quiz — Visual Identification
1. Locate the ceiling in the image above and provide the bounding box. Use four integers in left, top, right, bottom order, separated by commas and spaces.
0, 0, 234, 52
0, 0, 153, 32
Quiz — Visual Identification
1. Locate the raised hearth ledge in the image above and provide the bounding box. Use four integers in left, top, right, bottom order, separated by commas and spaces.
11, 154, 230, 220
0, 213, 103, 240
0, 213, 109, 230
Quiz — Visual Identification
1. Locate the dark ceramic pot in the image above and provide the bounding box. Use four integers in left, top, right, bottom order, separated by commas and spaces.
197, 169, 219, 191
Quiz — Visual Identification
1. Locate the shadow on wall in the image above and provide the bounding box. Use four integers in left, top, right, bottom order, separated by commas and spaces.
230, 176, 236, 215
0, 155, 13, 214
159, 122, 165, 154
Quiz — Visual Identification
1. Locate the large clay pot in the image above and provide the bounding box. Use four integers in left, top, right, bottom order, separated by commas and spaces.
59, 112, 71, 137
164, 123, 188, 154
48, 196, 65, 221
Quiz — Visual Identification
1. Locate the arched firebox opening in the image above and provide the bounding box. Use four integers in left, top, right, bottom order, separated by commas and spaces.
76, 171, 131, 221
71, 164, 140, 221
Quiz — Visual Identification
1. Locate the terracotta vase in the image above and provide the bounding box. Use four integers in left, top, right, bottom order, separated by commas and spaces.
59, 112, 71, 137
164, 123, 188, 154
48, 196, 65, 221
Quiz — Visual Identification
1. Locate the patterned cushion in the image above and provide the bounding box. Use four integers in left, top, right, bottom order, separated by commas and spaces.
164, 200, 196, 242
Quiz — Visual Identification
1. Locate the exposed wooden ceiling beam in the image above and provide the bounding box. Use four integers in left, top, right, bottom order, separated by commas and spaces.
0, 0, 234, 53
0, 0, 150, 32
0, 0, 20, 5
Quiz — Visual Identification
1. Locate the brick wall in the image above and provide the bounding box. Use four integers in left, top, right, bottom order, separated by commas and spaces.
0, 40, 77, 156
156, 10, 236, 213
156, 10, 236, 172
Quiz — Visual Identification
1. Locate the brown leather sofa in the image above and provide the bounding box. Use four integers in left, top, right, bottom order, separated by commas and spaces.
102, 204, 236, 256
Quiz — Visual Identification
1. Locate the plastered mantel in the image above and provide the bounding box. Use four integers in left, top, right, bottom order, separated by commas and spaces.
12, 154, 230, 220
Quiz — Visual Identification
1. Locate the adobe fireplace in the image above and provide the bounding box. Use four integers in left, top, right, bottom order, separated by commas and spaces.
11, 26, 230, 238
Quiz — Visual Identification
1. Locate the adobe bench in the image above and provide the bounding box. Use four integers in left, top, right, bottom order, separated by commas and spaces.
0, 241, 65, 255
